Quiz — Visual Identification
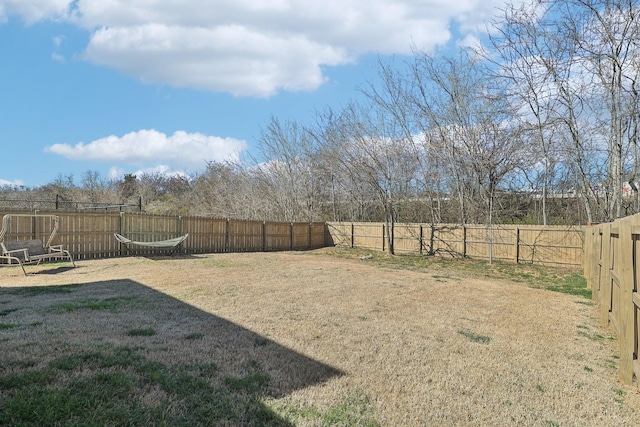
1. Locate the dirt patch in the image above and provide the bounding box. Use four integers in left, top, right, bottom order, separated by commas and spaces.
1, 250, 639, 426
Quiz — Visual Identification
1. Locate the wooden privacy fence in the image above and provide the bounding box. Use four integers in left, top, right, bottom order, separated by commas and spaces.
327, 222, 584, 266
0, 211, 327, 259
584, 215, 640, 386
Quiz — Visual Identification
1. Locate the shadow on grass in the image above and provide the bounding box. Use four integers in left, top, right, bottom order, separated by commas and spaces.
26, 265, 77, 275
0, 280, 344, 426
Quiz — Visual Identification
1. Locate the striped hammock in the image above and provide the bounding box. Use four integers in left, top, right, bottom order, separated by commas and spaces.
114, 233, 189, 249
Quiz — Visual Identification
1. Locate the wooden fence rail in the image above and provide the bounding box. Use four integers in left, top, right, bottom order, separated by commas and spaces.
0, 211, 327, 259
326, 222, 584, 267
584, 215, 640, 386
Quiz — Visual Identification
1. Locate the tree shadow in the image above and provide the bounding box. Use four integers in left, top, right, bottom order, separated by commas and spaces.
0, 280, 344, 425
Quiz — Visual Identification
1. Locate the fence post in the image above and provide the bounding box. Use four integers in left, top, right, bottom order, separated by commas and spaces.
262, 221, 267, 252
118, 212, 125, 256
225, 219, 230, 252
616, 220, 635, 385
31, 215, 38, 240
585, 227, 599, 292
290, 223, 294, 251
599, 223, 612, 327
419, 224, 423, 255
592, 226, 603, 301
583, 227, 591, 289
177, 216, 183, 254
515, 227, 520, 264
351, 223, 354, 248
462, 225, 467, 257
382, 224, 385, 252
430, 225, 435, 256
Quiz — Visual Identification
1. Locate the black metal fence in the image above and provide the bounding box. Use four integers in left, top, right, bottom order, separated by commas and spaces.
0, 195, 142, 212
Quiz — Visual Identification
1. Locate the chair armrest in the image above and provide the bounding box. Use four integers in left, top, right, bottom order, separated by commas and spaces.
48, 245, 64, 253
4, 248, 29, 259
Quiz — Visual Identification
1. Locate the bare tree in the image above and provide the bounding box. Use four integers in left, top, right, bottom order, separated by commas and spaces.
317, 102, 420, 254
491, 0, 640, 222
257, 117, 324, 222
408, 50, 524, 226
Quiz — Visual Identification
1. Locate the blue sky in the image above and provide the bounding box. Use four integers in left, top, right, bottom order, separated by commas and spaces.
0, 0, 515, 188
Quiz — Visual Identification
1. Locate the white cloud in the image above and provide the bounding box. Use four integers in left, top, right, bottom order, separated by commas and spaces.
84, 24, 348, 97
132, 165, 190, 179
45, 129, 247, 172
3, 0, 524, 96
108, 164, 189, 181
0, 0, 71, 24
0, 178, 24, 187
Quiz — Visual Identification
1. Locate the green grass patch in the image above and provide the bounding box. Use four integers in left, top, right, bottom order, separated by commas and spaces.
0, 322, 18, 330
1, 284, 84, 297
578, 330, 605, 341
127, 328, 156, 337
224, 361, 270, 394
458, 329, 492, 344
268, 390, 379, 426
47, 296, 138, 313
323, 248, 590, 298
0, 368, 58, 389
0, 345, 292, 426
0, 308, 19, 316
184, 332, 204, 340
322, 390, 379, 427
225, 372, 271, 393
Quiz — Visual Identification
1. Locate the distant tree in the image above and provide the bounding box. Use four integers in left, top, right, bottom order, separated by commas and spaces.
119, 173, 137, 200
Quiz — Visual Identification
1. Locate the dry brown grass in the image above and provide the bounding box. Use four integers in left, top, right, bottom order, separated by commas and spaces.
1, 249, 639, 426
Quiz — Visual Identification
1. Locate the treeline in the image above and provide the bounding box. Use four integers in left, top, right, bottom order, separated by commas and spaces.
4, 0, 640, 230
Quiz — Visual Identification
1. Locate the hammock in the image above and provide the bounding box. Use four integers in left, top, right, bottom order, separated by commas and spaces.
114, 233, 189, 249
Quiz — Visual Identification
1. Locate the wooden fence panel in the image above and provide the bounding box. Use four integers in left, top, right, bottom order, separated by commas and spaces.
584, 214, 640, 387
518, 226, 584, 266
0, 212, 123, 260
463, 226, 515, 261
61, 213, 121, 259
393, 223, 421, 254
352, 223, 384, 251
228, 220, 263, 252
117, 213, 182, 257
265, 222, 291, 251
120, 213, 180, 240
0, 214, 59, 242
1, 211, 328, 258
181, 217, 226, 253
292, 223, 309, 250
310, 222, 326, 249
326, 223, 352, 247
431, 225, 464, 256
326, 222, 585, 266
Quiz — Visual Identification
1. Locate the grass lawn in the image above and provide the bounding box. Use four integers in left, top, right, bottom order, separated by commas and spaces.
0, 249, 638, 426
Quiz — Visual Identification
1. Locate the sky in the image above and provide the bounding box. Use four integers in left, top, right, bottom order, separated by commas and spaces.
0, 0, 515, 188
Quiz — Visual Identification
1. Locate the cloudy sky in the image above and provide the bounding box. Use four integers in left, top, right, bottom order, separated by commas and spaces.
0, 0, 513, 187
